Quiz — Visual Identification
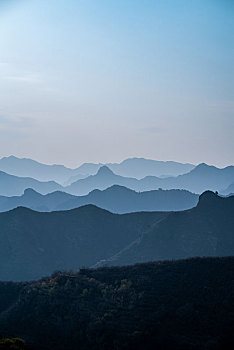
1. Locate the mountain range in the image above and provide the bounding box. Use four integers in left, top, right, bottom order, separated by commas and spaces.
0, 191, 233, 281
0, 186, 198, 213
0, 156, 194, 184
0, 156, 86, 184
0, 170, 63, 196
0, 162, 233, 197
73, 157, 195, 180
0, 206, 164, 281
97, 191, 234, 267
66, 163, 234, 195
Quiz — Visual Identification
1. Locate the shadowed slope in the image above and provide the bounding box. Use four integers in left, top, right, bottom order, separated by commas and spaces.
0, 206, 166, 281
0, 192, 233, 281
102, 191, 234, 266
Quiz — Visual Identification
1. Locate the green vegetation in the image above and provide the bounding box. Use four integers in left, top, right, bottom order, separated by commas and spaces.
0, 257, 233, 349
0, 338, 25, 350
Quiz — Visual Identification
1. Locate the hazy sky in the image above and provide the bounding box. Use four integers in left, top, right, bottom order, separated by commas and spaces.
0, 0, 233, 167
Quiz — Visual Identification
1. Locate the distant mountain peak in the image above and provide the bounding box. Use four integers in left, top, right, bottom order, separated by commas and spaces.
197, 162, 208, 167
23, 188, 41, 196
4, 155, 18, 159
106, 184, 134, 192
189, 163, 214, 175
97, 166, 114, 176
194, 163, 209, 170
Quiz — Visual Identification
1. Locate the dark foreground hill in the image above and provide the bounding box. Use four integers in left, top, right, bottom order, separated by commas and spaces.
98, 191, 234, 267
0, 257, 233, 350
0, 192, 234, 281
0, 206, 165, 281
0, 186, 198, 213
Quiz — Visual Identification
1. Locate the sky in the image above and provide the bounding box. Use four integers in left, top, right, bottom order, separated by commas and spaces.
0, 0, 233, 167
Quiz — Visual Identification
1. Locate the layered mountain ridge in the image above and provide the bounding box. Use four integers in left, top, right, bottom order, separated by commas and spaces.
0, 191, 233, 281
0, 161, 233, 196
0, 156, 195, 184
97, 191, 234, 267
66, 163, 234, 195
0, 186, 198, 213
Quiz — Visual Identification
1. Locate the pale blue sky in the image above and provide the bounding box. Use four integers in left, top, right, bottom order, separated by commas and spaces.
0, 0, 233, 167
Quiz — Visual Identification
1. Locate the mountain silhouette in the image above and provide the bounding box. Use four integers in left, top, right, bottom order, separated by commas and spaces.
0, 206, 165, 281
0, 155, 84, 184
1, 162, 233, 196
138, 163, 234, 193
170, 163, 234, 193
0, 188, 75, 212
0, 156, 195, 184
98, 191, 234, 267
66, 163, 234, 195
73, 157, 195, 179
1, 157, 233, 195
65, 166, 139, 195
0, 170, 62, 196
96, 165, 114, 175
0, 192, 233, 281
0, 186, 198, 213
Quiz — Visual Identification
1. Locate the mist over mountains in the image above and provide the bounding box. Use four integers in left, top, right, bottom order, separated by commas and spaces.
0, 191, 233, 281
0, 156, 195, 184
0, 170, 62, 196
1, 0, 233, 347
0, 157, 233, 197
0, 155, 233, 350
0, 206, 164, 281
66, 163, 234, 195
73, 158, 195, 180
95, 191, 234, 267
0, 156, 86, 184
0, 186, 199, 213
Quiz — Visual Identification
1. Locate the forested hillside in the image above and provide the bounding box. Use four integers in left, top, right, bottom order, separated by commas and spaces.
0, 257, 233, 350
